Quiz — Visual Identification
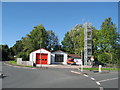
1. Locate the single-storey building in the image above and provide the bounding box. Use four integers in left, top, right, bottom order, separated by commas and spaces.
51, 50, 67, 65
29, 48, 51, 65
29, 48, 82, 65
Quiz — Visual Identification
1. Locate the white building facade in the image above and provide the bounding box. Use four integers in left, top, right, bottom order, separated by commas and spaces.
29, 49, 68, 65
29, 48, 51, 65
51, 50, 67, 65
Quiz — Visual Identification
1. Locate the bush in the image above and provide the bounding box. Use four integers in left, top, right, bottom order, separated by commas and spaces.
8, 60, 17, 64
17, 52, 29, 60
97, 53, 111, 64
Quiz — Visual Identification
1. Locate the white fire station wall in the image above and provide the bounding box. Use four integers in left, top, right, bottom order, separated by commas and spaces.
29, 49, 51, 64
51, 51, 67, 65
30, 52, 36, 63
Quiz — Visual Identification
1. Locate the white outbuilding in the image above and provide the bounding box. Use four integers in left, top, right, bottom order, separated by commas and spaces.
51, 50, 68, 65
29, 49, 68, 65
29, 48, 82, 65
29, 48, 51, 65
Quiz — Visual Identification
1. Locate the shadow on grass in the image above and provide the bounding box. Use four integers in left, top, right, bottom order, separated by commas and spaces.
92, 70, 110, 73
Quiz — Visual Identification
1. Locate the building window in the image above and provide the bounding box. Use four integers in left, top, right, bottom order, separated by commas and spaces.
55, 54, 64, 62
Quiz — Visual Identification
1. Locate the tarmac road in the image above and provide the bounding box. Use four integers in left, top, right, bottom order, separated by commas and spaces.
1, 63, 119, 89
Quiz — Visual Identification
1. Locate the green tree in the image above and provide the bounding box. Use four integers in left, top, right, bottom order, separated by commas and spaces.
47, 30, 60, 51
0, 45, 9, 61
8, 47, 15, 59
62, 24, 96, 56
11, 24, 60, 60
97, 17, 119, 64
97, 52, 111, 63
21, 24, 48, 60
69, 24, 84, 54
61, 32, 74, 54
61, 19, 119, 65
92, 29, 99, 62
12, 40, 24, 56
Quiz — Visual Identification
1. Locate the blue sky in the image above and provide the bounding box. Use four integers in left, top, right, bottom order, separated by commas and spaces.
2, 2, 118, 47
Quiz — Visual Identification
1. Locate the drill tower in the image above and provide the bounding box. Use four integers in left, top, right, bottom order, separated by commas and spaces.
84, 23, 92, 65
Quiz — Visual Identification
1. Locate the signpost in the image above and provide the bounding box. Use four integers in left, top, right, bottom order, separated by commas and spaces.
99, 65, 102, 72
90, 56, 94, 67
91, 56, 94, 61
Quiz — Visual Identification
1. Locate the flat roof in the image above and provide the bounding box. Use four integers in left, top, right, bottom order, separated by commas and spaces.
68, 54, 81, 58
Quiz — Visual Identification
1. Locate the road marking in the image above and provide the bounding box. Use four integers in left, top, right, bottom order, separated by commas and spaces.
83, 74, 89, 77
91, 77, 95, 80
70, 70, 105, 90
100, 87, 104, 90
97, 77, 118, 83
96, 81, 101, 85
71, 71, 81, 75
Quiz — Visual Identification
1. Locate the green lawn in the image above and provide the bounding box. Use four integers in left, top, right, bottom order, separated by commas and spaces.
80, 67, 119, 71
8, 61, 119, 70
8, 60, 17, 65
8, 61, 33, 68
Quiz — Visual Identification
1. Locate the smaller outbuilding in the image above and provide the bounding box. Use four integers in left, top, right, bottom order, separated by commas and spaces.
51, 50, 68, 64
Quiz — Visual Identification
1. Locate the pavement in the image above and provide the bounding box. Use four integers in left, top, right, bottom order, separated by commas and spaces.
36, 64, 92, 68
5, 61, 92, 69
4, 62, 110, 76
71, 69, 111, 75
1, 62, 119, 89
4, 62, 111, 75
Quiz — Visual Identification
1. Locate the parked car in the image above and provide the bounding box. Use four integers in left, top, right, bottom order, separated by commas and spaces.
67, 58, 76, 65
93, 61, 106, 67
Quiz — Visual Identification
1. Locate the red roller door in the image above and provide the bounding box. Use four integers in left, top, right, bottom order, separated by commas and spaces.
36, 53, 48, 64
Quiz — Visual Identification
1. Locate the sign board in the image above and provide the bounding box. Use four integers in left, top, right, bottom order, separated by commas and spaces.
91, 56, 94, 61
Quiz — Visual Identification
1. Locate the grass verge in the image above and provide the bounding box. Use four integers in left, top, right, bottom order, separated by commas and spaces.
80, 67, 119, 71
8, 61, 33, 68
8, 60, 17, 65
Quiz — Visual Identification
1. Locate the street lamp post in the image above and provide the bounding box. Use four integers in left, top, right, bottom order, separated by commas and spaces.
81, 50, 83, 72
40, 44, 42, 68
110, 52, 113, 67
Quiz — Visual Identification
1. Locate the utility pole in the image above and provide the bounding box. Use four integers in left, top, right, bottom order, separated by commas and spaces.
40, 44, 42, 68
81, 50, 83, 72
110, 52, 113, 67
81, 50, 83, 65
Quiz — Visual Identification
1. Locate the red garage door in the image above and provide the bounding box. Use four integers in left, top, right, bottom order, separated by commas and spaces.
36, 53, 48, 64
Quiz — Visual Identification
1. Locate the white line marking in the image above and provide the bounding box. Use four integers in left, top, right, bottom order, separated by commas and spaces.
96, 81, 101, 85
71, 71, 81, 74
97, 77, 118, 82
91, 77, 95, 80
71, 70, 104, 89
83, 74, 89, 77
100, 87, 103, 90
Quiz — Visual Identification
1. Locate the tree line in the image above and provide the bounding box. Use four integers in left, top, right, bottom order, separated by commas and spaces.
1, 24, 61, 60
1, 17, 120, 65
